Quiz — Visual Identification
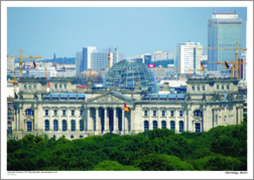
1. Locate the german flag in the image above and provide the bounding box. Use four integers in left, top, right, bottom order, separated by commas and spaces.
200, 61, 205, 71
33, 61, 36, 68
124, 103, 129, 113
225, 61, 229, 69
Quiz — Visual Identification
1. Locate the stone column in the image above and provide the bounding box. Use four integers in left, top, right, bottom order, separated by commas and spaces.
175, 109, 179, 133
122, 109, 125, 135
95, 107, 101, 135
149, 109, 153, 130
87, 107, 94, 135
19, 106, 23, 131
158, 109, 161, 129
104, 107, 109, 133
125, 112, 129, 134
184, 109, 187, 132
113, 107, 118, 134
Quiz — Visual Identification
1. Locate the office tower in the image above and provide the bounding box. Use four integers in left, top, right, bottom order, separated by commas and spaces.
151, 51, 173, 61
75, 46, 97, 75
208, 10, 242, 76
174, 41, 203, 75
91, 51, 109, 74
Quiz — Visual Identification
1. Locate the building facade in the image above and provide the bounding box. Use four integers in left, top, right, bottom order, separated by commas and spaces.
12, 74, 244, 140
174, 42, 203, 75
207, 10, 242, 76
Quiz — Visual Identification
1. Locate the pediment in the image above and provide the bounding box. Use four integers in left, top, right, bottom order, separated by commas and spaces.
87, 91, 134, 103
24, 116, 33, 121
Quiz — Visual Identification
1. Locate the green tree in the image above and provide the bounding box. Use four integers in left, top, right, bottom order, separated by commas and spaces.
133, 153, 194, 171
92, 160, 140, 171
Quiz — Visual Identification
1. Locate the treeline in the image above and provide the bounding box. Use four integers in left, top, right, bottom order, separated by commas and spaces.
7, 122, 247, 171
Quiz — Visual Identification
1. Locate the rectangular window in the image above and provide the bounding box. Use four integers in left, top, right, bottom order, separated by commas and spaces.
162, 111, 165, 117
27, 122, 32, 131
192, 86, 195, 91
64, 84, 67, 89
29, 85, 32, 90
45, 110, 48, 116
144, 110, 148, 116
197, 86, 200, 91
71, 110, 75, 116
24, 85, 27, 90
180, 111, 183, 117
227, 85, 229, 90
63, 110, 66, 116
217, 85, 219, 90
54, 110, 57, 116
153, 110, 156, 117
59, 84, 62, 89
80, 110, 83, 116
171, 111, 174, 117
55, 84, 57, 89
202, 86, 205, 91
224, 116, 227, 122
34, 85, 36, 90
222, 85, 224, 90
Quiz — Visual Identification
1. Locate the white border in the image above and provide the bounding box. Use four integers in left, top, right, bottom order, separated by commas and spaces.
1, 1, 253, 179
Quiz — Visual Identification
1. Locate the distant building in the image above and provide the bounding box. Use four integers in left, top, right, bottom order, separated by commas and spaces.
7, 56, 15, 71
174, 41, 203, 75
142, 54, 152, 65
151, 51, 173, 61
207, 10, 242, 76
240, 53, 246, 80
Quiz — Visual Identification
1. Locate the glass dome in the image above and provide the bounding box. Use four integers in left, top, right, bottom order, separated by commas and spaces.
104, 60, 158, 93
77, 69, 103, 85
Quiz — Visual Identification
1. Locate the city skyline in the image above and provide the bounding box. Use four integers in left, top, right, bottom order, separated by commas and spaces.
5, 3, 249, 60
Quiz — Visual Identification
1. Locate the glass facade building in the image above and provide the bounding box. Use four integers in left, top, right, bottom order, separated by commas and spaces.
91, 52, 108, 74
208, 10, 242, 76
104, 60, 158, 93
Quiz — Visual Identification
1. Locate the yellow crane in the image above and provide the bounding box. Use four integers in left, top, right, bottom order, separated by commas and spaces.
8, 49, 41, 78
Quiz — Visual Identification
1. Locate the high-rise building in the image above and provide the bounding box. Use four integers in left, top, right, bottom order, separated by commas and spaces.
240, 52, 246, 80
91, 51, 109, 74
151, 51, 173, 61
75, 46, 97, 75
207, 10, 242, 76
142, 54, 152, 65
174, 42, 203, 75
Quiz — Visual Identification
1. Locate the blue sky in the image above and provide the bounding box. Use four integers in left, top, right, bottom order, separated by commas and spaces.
7, 6, 247, 60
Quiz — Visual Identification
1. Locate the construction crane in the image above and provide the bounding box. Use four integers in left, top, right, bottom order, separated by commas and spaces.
8, 49, 41, 78
201, 42, 247, 79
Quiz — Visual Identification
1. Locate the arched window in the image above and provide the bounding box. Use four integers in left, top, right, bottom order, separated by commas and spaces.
161, 121, 166, 129
53, 120, 58, 131
144, 120, 149, 131
179, 121, 184, 132
71, 120, 76, 131
170, 121, 175, 131
80, 120, 84, 131
45, 120, 49, 131
25, 109, 34, 116
153, 121, 158, 130
194, 110, 202, 117
62, 120, 67, 131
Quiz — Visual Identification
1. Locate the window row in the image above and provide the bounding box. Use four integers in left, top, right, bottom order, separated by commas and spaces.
44, 120, 85, 131
45, 109, 83, 116
192, 85, 205, 91
144, 120, 184, 132
144, 110, 183, 117
24, 85, 36, 90
52, 135, 84, 139
144, 120, 201, 133
54, 84, 67, 89
216, 84, 229, 90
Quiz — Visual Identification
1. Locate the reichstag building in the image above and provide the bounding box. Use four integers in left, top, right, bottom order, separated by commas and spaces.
12, 60, 244, 140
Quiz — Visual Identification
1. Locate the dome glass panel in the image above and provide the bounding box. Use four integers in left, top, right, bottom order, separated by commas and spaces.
104, 60, 158, 93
